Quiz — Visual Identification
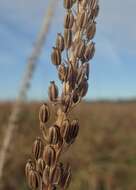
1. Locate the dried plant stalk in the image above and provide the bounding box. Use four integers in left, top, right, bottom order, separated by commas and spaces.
26, 0, 99, 190
0, 0, 57, 185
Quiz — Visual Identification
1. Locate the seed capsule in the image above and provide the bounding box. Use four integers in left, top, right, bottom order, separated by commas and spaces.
76, 64, 85, 86
48, 125, 61, 144
48, 81, 59, 101
77, 11, 88, 29
32, 137, 43, 160
75, 40, 86, 59
25, 159, 36, 178
86, 21, 96, 40
58, 64, 67, 82
64, 0, 73, 9
28, 170, 40, 190
77, 78, 88, 97
50, 165, 61, 185
66, 64, 76, 89
60, 119, 70, 138
84, 42, 95, 61
64, 29, 72, 49
62, 81, 72, 95
70, 119, 79, 139
37, 158, 45, 175
51, 47, 61, 66
43, 166, 50, 185
72, 90, 79, 104
39, 103, 50, 123
43, 145, 56, 166
56, 33, 64, 52
64, 11, 74, 29
61, 94, 72, 113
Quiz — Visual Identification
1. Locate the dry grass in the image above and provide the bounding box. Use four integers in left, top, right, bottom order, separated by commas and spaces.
0, 101, 136, 190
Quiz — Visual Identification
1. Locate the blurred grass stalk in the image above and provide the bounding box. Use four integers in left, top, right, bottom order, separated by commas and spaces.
0, 0, 58, 185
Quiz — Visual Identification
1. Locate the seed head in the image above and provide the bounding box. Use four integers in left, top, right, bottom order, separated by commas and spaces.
32, 137, 43, 160
51, 47, 61, 66
39, 103, 50, 123
56, 33, 64, 52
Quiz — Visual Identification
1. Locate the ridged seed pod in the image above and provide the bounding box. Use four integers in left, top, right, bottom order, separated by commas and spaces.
37, 158, 45, 175
48, 125, 61, 144
25, 159, 36, 178
76, 64, 85, 86
60, 119, 70, 138
61, 94, 72, 112
72, 90, 79, 104
48, 81, 59, 101
39, 103, 50, 123
28, 170, 40, 190
64, 11, 74, 29
84, 42, 95, 61
86, 21, 96, 40
43, 145, 56, 166
78, 78, 88, 97
77, 11, 88, 29
58, 64, 67, 82
70, 119, 79, 139
74, 40, 86, 59
64, 29, 72, 49
50, 165, 61, 185
51, 47, 61, 66
56, 33, 64, 52
62, 81, 72, 95
43, 166, 50, 185
64, 0, 73, 9
32, 137, 43, 160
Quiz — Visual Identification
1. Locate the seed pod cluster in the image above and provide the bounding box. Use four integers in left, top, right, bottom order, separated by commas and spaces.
26, 0, 99, 189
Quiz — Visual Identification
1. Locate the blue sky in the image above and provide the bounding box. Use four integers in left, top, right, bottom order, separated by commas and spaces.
0, 0, 136, 101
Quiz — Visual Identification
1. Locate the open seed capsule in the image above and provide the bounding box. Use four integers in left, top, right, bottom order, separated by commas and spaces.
43, 145, 56, 166
32, 137, 43, 160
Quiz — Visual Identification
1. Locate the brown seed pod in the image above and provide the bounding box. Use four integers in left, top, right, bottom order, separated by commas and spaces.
25, 159, 36, 178
77, 78, 88, 97
39, 103, 50, 123
37, 158, 45, 175
66, 64, 76, 89
72, 90, 79, 104
61, 94, 72, 113
59, 164, 71, 189
56, 33, 64, 52
58, 64, 67, 82
62, 81, 72, 95
51, 47, 61, 66
60, 119, 70, 138
32, 137, 43, 160
76, 64, 85, 86
48, 125, 61, 145
64, 10, 74, 29
70, 119, 79, 139
64, 29, 72, 49
86, 21, 96, 40
43, 165, 50, 185
27, 170, 40, 190
77, 10, 88, 29
43, 145, 56, 166
50, 165, 61, 185
84, 42, 95, 61
48, 81, 59, 101
64, 0, 73, 9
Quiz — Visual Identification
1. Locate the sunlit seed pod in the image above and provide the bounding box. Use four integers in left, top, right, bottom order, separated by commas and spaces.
66, 64, 77, 89
74, 40, 86, 59
32, 137, 43, 160
84, 42, 95, 61
37, 158, 45, 175
62, 81, 72, 95
76, 64, 85, 86
64, 10, 74, 29
61, 94, 72, 113
51, 47, 61, 66
77, 11, 88, 29
64, 29, 72, 49
60, 119, 71, 138
70, 119, 79, 139
72, 90, 79, 104
62, 121, 72, 144
50, 165, 61, 185
64, 0, 73, 9
25, 159, 36, 178
78, 78, 88, 97
58, 64, 67, 82
39, 103, 50, 123
43, 145, 56, 166
48, 81, 59, 101
28, 170, 40, 190
43, 165, 50, 185
48, 125, 61, 145
56, 33, 64, 52
86, 21, 96, 40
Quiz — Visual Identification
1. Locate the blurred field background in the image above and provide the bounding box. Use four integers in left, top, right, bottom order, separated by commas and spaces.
0, 101, 136, 190
0, 0, 136, 189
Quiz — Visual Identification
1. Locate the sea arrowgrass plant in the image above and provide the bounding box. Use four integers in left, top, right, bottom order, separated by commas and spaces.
25, 0, 99, 189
